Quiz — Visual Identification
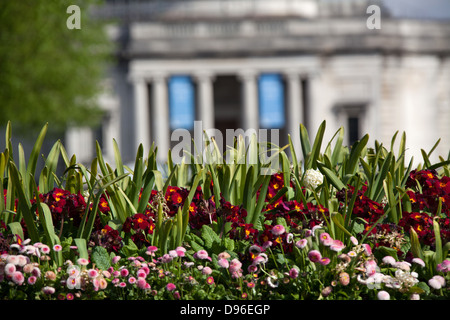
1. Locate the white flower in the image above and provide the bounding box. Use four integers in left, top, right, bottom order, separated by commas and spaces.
303, 169, 323, 190
382, 256, 396, 266
411, 258, 425, 268
428, 275, 446, 290
410, 294, 421, 300
377, 290, 390, 300
267, 276, 279, 288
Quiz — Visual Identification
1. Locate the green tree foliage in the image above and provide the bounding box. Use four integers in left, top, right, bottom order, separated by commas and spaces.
0, 0, 112, 136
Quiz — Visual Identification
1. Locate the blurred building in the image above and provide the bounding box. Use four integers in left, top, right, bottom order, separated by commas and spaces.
66, 0, 450, 166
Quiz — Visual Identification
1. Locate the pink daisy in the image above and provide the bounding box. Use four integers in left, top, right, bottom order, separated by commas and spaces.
167, 283, 176, 291
271, 224, 286, 236
307, 250, 322, 263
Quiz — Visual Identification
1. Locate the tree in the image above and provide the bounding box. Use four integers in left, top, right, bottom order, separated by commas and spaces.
0, 0, 112, 137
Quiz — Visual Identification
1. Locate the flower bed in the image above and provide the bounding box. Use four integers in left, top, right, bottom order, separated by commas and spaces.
0, 121, 449, 300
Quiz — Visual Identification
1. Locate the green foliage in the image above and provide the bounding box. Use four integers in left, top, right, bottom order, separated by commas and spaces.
0, 0, 112, 135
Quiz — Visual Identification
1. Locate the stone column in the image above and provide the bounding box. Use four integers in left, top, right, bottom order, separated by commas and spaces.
285, 71, 303, 157
239, 70, 259, 131
65, 126, 94, 164
151, 72, 170, 164
130, 75, 151, 154
195, 71, 215, 131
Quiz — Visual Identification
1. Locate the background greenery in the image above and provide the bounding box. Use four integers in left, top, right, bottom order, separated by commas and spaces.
0, 0, 112, 137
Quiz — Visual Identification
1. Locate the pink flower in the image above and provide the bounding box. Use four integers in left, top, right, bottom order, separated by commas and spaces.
295, 239, 307, 249
218, 258, 229, 268
31, 267, 41, 278
77, 258, 89, 266
271, 225, 286, 236
382, 256, 396, 266
137, 278, 148, 290
53, 244, 62, 252
412, 258, 425, 268
202, 267, 212, 275
176, 246, 186, 257
42, 286, 55, 295
194, 250, 209, 260
120, 268, 129, 277
319, 233, 333, 246
146, 246, 158, 256
167, 283, 176, 291
319, 257, 331, 266
27, 276, 37, 285
339, 272, 350, 286
98, 278, 107, 290
4, 263, 16, 276
289, 267, 299, 279
248, 264, 258, 273
362, 244, 372, 256
6, 255, 19, 265
307, 250, 322, 263
66, 293, 74, 300
365, 260, 378, 276
229, 259, 242, 273
17, 255, 28, 267
11, 271, 24, 285
330, 239, 345, 252
252, 254, 268, 265
112, 256, 121, 264
262, 241, 272, 249
66, 276, 80, 289
161, 253, 173, 263
87, 269, 99, 278
304, 229, 313, 237
128, 276, 137, 284
350, 236, 358, 245
437, 259, 450, 272
40, 245, 51, 254
137, 269, 147, 278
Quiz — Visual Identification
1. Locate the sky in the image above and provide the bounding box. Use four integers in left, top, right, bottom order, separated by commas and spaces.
381, 0, 450, 20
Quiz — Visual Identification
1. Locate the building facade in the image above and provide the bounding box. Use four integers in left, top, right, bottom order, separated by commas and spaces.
66, 0, 450, 167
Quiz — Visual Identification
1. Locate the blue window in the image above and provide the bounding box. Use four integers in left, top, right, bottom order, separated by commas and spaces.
258, 73, 285, 129
169, 75, 195, 130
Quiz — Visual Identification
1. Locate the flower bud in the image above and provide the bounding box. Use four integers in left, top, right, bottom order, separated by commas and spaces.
321, 286, 332, 297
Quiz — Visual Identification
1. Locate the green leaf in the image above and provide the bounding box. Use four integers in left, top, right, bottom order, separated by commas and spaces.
299, 123, 311, 167
308, 120, 326, 169
8, 162, 39, 243
317, 162, 346, 191
346, 134, 369, 176
91, 246, 111, 271
433, 218, 443, 265
8, 222, 24, 241
201, 224, 221, 250
74, 238, 89, 260
410, 227, 424, 260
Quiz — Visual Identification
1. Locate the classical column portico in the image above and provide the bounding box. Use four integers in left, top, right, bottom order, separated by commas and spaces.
285, 71, 303, 156
239, 70, 259, 131
151, 73, 170, 163
194, 71, 215, 131
130, 75, 151, 154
